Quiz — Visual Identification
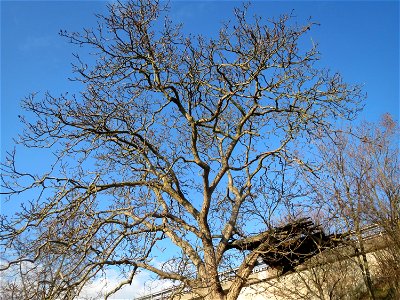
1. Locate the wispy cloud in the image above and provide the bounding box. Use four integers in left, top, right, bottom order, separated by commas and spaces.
19, 35, 55, 52
80, 269, 174, 299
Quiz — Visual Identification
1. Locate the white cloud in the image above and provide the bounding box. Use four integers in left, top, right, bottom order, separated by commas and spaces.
80, 269, 174, 300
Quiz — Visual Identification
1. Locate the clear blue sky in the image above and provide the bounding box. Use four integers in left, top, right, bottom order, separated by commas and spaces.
1, 0, 399, 190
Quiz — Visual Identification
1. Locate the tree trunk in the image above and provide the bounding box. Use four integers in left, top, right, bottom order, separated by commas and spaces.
355, 233, 377, 300
204, 292, 226, 300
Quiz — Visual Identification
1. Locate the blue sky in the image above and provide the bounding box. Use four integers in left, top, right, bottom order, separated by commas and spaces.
1, 1, 399, 161
0, 1, 399, 297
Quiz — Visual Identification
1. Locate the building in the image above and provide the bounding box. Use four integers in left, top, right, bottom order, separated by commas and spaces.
134, 224, 390, 300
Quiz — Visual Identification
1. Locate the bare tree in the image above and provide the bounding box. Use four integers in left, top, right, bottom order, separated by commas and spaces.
358, 115, 400, 298
0, 242, 85, 300
308, 114, 399, 300
0, 1, 363, 299
271, 254, 364, 300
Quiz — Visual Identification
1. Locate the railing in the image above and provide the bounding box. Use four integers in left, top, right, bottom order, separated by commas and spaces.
134, 287, 175, 300
132, 264, 272, 300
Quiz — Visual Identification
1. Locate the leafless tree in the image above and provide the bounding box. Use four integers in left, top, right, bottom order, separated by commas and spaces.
308, 114, 399, 300
0, 1, 363, 299
271, 254, 364, 300
359, 115, 400, 298
0, 244, 85, 300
